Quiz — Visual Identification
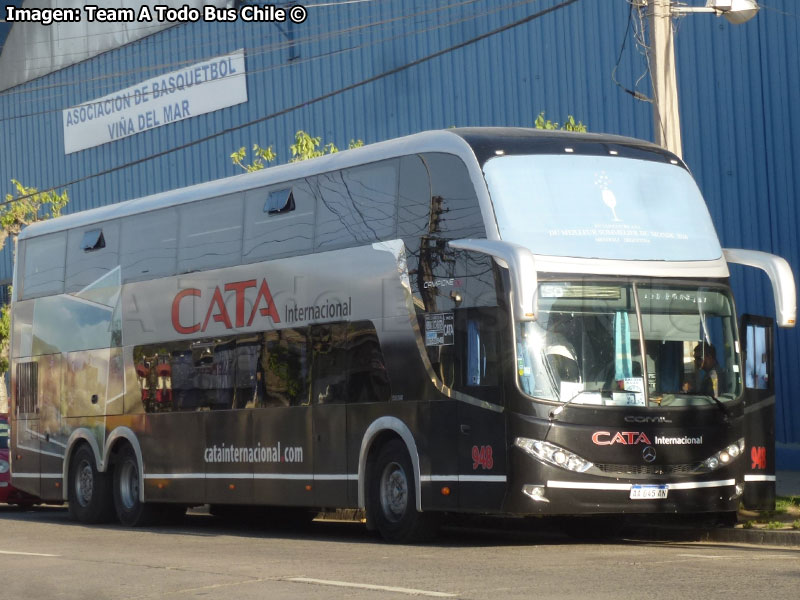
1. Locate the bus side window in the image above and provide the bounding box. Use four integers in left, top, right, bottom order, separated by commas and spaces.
346, 321, 391, 403
313, 159, 399, 252
233, 338, 261, 409
243, 180, 314, 263
420, 153, 485, 241
178, 194, 243, 274
20, 232, 66, 300
342, 161, 398, 242
465, 317, 499, 387
310, 323, 348, 404
397, 154, 431, 312
263, 328, 309, 406
121, 208, 178, 283
65, 222, 120, 293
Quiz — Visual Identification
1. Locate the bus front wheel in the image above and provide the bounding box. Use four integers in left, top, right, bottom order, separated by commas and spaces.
113, 445, 159, 526
367, 439, 437, 543
67, 444, 115, 523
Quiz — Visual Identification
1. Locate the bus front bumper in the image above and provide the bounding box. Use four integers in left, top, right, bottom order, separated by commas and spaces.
506, 476, 742, 515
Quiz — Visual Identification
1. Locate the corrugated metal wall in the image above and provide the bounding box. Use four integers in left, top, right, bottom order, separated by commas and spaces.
0, 0, 798, 448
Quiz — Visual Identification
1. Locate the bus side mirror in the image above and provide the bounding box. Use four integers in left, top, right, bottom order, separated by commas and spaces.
723, 248, 797, 328
448, 239, 538, 321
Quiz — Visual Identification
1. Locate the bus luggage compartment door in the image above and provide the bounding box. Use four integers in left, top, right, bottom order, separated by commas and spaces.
741, 314, 776, 511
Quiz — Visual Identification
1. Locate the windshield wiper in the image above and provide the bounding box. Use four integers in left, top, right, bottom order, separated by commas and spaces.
548, 389, 643, 421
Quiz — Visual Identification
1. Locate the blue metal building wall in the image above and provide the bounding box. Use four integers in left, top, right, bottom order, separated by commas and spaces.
675, 2, 800, 456
0, 0, 798, 452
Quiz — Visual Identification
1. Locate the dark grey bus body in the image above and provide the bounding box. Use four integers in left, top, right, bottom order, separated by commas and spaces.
11, 128, 779, 540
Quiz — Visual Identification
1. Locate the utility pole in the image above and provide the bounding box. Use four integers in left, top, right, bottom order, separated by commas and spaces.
645, 0, 760, 159
648, 0, 683, 158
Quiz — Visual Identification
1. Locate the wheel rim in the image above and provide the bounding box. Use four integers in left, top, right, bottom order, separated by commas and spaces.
74, 459, 93, 508
379, 461, 408, 523
118, 459, 139, 511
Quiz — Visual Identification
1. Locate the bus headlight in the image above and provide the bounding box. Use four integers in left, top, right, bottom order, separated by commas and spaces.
0, 459, 9, 474
514, 437, 593, 473
697, 438, 745, 472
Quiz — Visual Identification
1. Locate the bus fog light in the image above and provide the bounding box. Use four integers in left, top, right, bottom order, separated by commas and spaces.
522, 484, 549, 503
735, 483, 744, 497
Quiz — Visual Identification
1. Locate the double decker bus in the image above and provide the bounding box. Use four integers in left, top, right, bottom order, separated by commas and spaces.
9, 128, 795, 541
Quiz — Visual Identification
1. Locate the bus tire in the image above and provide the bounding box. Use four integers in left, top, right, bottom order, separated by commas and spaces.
113, 445, 159, 526
368, 439, 437, 543
67, 444, 115, 524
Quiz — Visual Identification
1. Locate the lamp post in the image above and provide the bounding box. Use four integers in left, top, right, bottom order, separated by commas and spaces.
647, 0, 760, 158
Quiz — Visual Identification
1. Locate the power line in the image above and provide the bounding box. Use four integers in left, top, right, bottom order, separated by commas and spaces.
0, 0, 538, 124
3, 0, 580, 207
0, 0, 482, 101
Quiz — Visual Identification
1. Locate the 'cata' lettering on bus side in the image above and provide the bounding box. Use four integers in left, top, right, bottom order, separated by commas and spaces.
171, 278, 280, 334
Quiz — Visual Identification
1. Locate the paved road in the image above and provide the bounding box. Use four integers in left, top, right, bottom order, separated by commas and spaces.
1, 506, 798, 600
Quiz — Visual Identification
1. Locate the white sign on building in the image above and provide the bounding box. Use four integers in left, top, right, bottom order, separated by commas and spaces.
62, 50, 247, 154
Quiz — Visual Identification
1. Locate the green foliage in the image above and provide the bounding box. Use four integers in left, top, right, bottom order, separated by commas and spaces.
0, 300, 9, 374
231, 131, 364, 172
534, 112, 587, 133
793, 520, 800, 530
230, 144, 277, 172
764, 520, 784, 530
1, 180, 69, 252
0, 180, 69, 376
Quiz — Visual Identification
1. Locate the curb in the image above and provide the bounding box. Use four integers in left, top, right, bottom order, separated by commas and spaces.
628, 526, 800, 548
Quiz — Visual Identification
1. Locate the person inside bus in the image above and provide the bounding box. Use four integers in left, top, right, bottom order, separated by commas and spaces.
684, 341, 725, 398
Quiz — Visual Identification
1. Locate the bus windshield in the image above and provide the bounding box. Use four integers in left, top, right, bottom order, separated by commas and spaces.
515, 282, 742, 407
483, 154, 723, 262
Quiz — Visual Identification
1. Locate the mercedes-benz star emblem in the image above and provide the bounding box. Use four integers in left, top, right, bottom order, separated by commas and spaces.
642, 446, 657, 463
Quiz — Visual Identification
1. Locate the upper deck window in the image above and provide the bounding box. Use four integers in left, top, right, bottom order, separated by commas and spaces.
20, 232, 66, 299
483, 154, 722, 262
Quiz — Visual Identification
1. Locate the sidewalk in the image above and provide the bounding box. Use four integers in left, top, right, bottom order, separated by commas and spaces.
633, 471, 800, 548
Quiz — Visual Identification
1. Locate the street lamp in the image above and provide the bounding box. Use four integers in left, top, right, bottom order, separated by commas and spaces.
648, 0, 760, 157
672, 1, 760, 24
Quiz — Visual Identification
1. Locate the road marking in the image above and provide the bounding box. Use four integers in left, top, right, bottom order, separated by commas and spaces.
286, 577, 457, 597
0, 550, 60, 557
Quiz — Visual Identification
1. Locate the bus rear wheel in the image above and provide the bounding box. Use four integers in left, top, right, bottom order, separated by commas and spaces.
368, 439, 437, 543
67, 444, 115, 523
113, 445, 159, 526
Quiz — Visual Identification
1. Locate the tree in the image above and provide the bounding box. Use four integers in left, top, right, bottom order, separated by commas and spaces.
1, 180, 69, 252
534, 112, 587, 132
231, 130, 364, 172
0, 180, 69, 410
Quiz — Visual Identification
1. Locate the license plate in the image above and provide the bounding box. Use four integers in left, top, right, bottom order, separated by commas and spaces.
630, 484, 668, 499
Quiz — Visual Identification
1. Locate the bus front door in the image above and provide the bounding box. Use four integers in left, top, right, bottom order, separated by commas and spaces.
741, 314, 776, 511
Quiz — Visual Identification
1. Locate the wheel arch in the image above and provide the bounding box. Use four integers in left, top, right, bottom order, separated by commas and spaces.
357, 416, 422, 512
